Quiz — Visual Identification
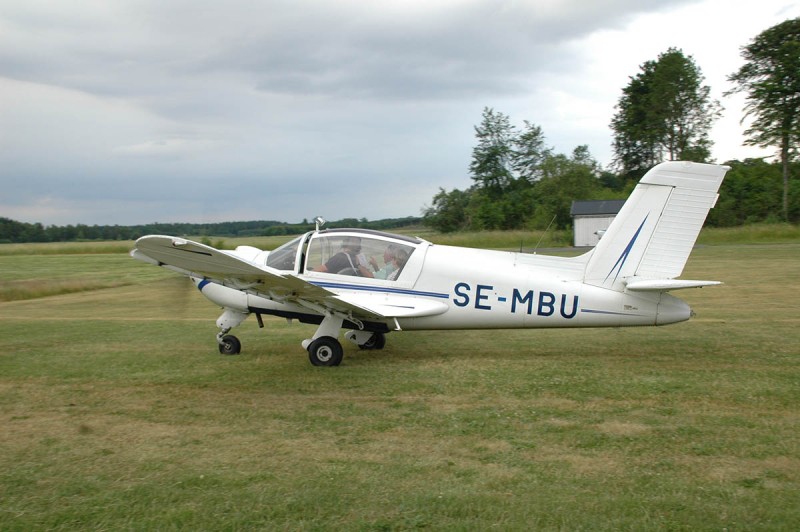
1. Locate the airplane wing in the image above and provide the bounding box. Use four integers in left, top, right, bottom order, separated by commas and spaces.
133, 235, 283, 282
132, 235, 448, 320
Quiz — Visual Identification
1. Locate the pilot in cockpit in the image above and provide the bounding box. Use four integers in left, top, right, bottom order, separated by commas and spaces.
313, 236, 374, 277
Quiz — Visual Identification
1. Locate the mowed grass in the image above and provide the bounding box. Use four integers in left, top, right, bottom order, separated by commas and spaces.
0, 253, 174, 301
0, 238, 798, 529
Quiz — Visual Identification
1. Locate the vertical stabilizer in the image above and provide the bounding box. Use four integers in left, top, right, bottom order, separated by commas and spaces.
583, 161, 728, 291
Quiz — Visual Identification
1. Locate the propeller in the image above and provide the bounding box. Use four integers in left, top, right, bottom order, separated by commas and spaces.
153, 274, 197, 320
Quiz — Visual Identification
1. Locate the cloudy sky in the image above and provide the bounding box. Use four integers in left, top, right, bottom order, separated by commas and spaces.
1, 0, 798, 226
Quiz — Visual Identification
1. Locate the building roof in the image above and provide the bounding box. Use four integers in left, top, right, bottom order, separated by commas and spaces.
570, 199, 625, 217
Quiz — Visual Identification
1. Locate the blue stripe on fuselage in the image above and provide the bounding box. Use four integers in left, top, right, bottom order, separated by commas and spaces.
580, 308, 648, 317
309, 281, 449, 299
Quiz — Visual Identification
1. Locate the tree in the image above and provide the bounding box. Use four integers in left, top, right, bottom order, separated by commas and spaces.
611, 48, 721, 181
469, 107, 515, 196
422, 188, 471, 233
727, 18, 800, 222
531, 147, 603, 229
611, 63, 662, 179
424, 108, 617, 232
706, 159, 785, 226
512, 120, 551, 183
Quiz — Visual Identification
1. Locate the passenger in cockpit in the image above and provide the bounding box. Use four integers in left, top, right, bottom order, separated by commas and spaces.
386, 248, 409, 281
370, 244, 398, 279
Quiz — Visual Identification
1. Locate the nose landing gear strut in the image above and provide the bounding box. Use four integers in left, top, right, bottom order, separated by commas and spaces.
216, 308, 249, 355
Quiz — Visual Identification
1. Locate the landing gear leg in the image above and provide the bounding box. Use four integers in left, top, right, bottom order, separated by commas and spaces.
216, 308, 249, 355
302, 314, 344, 366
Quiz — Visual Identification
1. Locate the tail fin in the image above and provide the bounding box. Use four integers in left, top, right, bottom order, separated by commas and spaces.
583, 161, 729, 291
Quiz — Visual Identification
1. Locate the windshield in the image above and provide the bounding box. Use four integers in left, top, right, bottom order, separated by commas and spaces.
265, 236, 302, 271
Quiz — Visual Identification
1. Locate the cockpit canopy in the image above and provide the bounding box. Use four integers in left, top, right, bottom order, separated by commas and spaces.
265, 229, 425, 283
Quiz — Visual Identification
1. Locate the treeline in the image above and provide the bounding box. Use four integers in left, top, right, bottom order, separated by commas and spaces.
0, 216, 422, 244
708, 159, 799, 226
422, 152, 799, 233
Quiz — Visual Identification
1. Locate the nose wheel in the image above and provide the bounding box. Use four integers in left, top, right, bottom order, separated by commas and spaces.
218, 334, 242, 355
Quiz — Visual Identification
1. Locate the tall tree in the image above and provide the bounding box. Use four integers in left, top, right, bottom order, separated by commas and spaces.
611, 48, 721, 181
611, 61, 664, 178
727, 18, 800, 222
469, 107, 515, 196
512, 120, 551, 183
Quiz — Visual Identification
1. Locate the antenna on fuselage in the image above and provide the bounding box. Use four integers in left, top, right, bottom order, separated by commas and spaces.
531, 214, 557, 255
313, 216, 326, 231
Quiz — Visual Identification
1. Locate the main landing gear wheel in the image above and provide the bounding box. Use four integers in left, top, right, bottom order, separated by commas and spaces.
359, 332, 386, 350
307, 336, 344, 367
218, 334, 242, 355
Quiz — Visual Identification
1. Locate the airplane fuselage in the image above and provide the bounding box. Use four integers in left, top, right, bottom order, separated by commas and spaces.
196, 242, 690, 333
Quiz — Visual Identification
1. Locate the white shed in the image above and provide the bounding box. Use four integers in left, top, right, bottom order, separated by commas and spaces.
570, 200, 625, 247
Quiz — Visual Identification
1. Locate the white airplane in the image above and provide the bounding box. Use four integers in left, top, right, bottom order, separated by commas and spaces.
132, 161, 728, 366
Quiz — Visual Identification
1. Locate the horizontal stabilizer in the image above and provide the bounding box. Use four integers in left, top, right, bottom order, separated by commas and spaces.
625, 278, 722, 291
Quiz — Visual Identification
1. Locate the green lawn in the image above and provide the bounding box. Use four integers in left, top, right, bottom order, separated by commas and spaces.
0, 238, 798, 530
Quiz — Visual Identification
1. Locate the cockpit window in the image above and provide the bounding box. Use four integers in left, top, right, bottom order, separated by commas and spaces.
266, 236, 301, 271
306, 234, 414, 280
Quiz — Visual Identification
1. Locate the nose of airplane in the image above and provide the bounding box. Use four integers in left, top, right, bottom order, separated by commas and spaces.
656, 293, 692, 325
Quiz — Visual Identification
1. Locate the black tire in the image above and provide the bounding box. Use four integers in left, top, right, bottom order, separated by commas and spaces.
308, 336, 343, 366
218, 334, 242, 355
359, 332, 386, 350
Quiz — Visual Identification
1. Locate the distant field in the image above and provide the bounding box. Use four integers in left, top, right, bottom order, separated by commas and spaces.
1, 222, 797, 257
0, 229, 798, 529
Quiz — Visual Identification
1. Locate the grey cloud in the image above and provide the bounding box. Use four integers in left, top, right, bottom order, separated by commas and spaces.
2, 1, 696, 111
202, 0, 695, 102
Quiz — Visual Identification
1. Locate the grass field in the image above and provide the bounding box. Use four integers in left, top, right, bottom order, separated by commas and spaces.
0, 232, 798, 530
